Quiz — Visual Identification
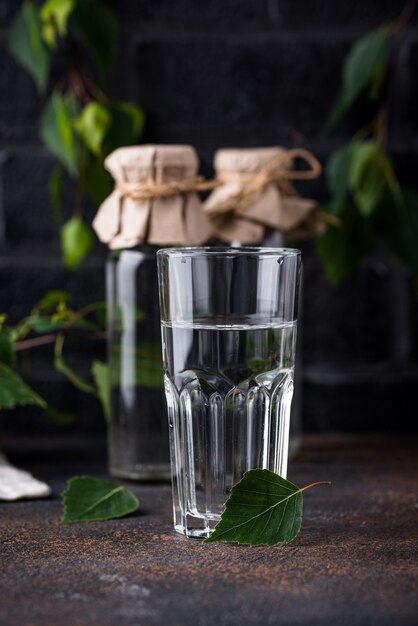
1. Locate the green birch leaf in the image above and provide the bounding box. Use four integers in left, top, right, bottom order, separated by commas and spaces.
348, 141, 386, 216
326, 143, 354, 215
7, 3, 51, 92
368, 60, 387, 101
0, 328, 14, 367
316, 205, 374, 285
40, 92, 78, 176
91, 360, 110, 421
74, 102, 112, 156
104, 102, 145, 153
43, 406, 77, 426
0, 363, 46, 409
54, 333, 97, 395
72, 0, 117, 83
325, 26, 390, 130
40, 0, 75, 47
113, 101, 145, 137
60, 476, 139, 523
205, 469, 330, 547
49, 165, 64, 222
60, 216, 94, 269
82, 155, 113, 204
34, 290, 71, 313
26, 315, 98, 333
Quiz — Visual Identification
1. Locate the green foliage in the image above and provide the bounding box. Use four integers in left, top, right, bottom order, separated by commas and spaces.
35, 290, 71, 313
205, 469, 331, 547
74, 102, 112, 156
71, 0, 117, 83
40, 91, 78, 176
54, 333, 97, 395
7, 0, 145, 269
316, 205, 374, 285
348, 141, 396, 216
325, 143, 354, 216
82, 156, 113, 204
326, 26, 390, 130
49, 165, 64, 222
91, 361, 110, 420
40, 0, 75, 47
0, 293, 110, 420
0, 327, 14, 367
0, 363, 46, 410
7, 2, 51, 92
137, 342, 165, 389
60, 476, 139, 523
43, 406, 77, 425
60, 216, 95, 269
102, 101, 145, 155
319, 11, 418, 286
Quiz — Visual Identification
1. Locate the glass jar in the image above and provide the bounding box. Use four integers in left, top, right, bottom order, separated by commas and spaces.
106, 245, 170, 480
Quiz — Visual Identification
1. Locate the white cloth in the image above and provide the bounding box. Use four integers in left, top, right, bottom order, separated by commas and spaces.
0, 453, 51, 501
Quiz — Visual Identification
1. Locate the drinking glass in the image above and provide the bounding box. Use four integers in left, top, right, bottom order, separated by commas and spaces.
157, 247, 301, 538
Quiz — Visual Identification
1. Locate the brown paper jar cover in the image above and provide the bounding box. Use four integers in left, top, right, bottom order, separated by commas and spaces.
93, 145, 212, 249
204, 147, 318, 243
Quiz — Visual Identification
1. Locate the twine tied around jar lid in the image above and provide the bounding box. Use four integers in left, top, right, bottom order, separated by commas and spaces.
204, 147, 325, 243
93, 144, 213, 249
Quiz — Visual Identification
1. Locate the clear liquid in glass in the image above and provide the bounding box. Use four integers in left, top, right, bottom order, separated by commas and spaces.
162, 318, 296, 538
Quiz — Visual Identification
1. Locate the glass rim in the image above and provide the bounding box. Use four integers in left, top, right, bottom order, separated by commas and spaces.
157, 246, 301, 258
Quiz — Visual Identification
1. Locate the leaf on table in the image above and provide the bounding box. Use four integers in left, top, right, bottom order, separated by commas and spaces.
205, 469, 330, 547
60, 216, 95, 269
0, 363, 46, 409
325, 26, 390, 130
40, 0, 75, 48
0, 327, 14, 367
40, 91, 78, 176
316, 204, 374, 285
91, 360, 110, 421
7, 2, 51, 92
72, 0, 117, 83
74, 102, 112, 156
60, 476, 139, 523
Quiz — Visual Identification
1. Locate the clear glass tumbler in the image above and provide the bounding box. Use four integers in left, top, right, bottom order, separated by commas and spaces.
157, 247, 301, 538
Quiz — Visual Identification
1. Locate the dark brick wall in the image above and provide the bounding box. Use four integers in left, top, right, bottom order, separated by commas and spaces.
1, 0, 417, 436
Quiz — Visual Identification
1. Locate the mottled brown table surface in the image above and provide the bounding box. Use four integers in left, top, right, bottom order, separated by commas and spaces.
0, 435, 417, 626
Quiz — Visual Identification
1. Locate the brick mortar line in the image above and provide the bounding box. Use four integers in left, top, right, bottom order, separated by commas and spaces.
129, 26, 418, 43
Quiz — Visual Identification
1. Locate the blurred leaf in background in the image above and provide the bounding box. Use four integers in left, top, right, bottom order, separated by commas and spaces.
319, 4, 418, 285
7, 0, 145, 269
0, 292, 108, 417
325, 26, 390, 130
7, 2, 51, 92
60, 216, 94, 269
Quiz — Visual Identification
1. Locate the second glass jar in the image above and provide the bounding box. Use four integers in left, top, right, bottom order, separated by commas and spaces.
107, 246, 170, 481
